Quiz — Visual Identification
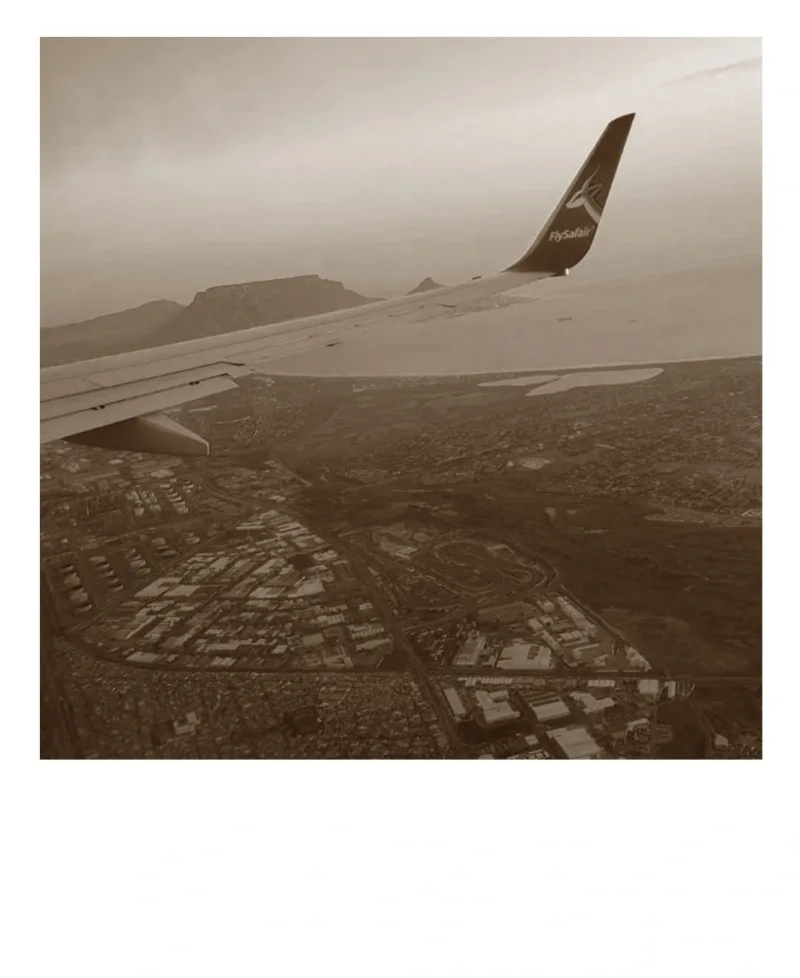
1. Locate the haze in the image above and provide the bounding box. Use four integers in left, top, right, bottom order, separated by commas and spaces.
41, 37, 761, 327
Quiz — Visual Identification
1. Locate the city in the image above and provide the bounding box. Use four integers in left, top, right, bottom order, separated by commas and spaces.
41, 357, 762, 759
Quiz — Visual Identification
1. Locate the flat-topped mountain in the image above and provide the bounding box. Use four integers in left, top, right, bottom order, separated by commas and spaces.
155, 275, 378, 346
41, 276, 379, 365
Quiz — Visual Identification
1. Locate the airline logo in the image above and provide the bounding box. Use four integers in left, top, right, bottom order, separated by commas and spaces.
549, 227, 594, 243
565, 165, 604, 223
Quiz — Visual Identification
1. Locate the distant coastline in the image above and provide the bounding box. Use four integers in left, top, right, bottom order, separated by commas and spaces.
260, 352, 761, 382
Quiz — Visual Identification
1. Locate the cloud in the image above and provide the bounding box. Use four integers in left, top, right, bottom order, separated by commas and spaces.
669, 56, 762, 85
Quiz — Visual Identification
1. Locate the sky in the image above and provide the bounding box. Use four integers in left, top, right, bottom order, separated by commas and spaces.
40, 37, 762, 326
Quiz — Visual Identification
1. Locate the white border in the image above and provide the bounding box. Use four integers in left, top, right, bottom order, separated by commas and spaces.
5, 19, 790, 978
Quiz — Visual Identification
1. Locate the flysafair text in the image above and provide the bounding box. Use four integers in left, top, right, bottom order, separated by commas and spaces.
549, 227, 595, 243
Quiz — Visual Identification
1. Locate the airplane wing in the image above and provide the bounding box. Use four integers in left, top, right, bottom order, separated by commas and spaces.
40, 112, 635, 457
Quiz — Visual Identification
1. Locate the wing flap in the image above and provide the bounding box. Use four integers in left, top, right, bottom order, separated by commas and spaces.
40, 377, 103, 400
41, 374, 239, 442
41, 362, 250, 420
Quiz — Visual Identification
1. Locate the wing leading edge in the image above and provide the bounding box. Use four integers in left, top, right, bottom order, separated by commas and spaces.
40, 112, 635, 456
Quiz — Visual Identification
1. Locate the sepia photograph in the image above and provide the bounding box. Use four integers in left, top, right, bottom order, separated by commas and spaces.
40, 36, 762, 762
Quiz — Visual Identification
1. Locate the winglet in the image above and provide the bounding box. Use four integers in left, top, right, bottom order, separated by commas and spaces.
506, 112, 635, 276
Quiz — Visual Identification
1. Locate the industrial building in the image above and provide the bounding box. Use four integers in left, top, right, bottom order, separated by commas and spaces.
475, 689, 520, 726
454, 633, 486, 667
496, 639, 553, 671
550, 725, 603, 759
443, 687, 467, 719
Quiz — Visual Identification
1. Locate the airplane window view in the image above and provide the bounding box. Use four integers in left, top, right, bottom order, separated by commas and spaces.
40, 37, 762, 761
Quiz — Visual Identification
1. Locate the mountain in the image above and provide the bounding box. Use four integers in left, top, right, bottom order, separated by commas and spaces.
407, 277, 444, 294
40, 276, 380, 366
40, 300, 185, 367
154, 275, 378, 346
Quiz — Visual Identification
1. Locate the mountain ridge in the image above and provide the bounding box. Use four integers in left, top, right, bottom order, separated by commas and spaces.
40, 271, 533, 368
41, 276, 378, 366
40, 300, 186, 367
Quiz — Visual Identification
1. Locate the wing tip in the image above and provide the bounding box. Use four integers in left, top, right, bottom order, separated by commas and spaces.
504, 111, 636, 276
606, 112, 636, 134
